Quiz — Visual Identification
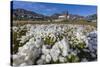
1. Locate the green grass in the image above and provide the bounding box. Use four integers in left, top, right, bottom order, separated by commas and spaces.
43, 35, 57, 46
12, 27, 27, 54
12, 20, 97, 27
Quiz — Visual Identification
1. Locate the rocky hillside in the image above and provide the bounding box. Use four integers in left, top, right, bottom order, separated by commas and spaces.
12, 8, 49, 20
86, 14, 97, 22
12, 8, 85, 21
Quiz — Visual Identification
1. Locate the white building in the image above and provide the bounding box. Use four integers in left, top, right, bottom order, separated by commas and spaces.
58, 11, 70, 20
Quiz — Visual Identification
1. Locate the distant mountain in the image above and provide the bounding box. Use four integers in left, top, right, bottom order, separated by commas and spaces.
12, 8, 48, 20
86, 14, 97, 22
69, 14, 84, 20
12, 8, 92, 22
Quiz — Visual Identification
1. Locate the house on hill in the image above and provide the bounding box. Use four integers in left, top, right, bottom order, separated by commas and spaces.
58, 11, 70, 20
53, 11, 70, 22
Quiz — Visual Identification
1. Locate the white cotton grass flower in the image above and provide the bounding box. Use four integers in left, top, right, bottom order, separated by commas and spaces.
58, 37, 69, 57
36, 59, 45, 65
12, 54, 25, 66
45, 54, 51, 63
87, 30, 97, 52
42, 45, 50, 55
13, 26, 18, 32
20, 62, 28, 66
12, 24, 97, 66
59, 56, 67, 63
50, 45, 60, 62
20, 36, 29, 44
41, 55, 46, 60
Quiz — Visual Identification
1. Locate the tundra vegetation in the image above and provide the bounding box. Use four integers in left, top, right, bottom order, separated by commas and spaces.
11, 22, 97, 66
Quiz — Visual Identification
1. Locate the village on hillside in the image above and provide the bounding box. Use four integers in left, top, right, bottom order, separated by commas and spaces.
12, 8, 97, 24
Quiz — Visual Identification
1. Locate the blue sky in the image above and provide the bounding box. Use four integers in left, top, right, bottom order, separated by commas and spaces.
12, 1, 97, 16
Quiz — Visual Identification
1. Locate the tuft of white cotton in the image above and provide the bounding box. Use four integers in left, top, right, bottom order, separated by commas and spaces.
45, 54, 51, 63
36, 59, 45, 65
42, 45, 50, 55
13, 26, 18, 32
58, 37, 69, 57
59, 56, 66, 63
50, 43, 60, 62
12, 24, 97, 66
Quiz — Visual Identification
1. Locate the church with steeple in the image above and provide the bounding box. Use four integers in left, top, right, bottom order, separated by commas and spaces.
58, 11, 70, 20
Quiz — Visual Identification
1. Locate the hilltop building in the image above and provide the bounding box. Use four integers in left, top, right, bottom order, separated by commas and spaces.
58, 11, 70, 20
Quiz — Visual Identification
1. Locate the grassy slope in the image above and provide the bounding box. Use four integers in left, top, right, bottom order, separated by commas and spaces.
12, 20, 97, 27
